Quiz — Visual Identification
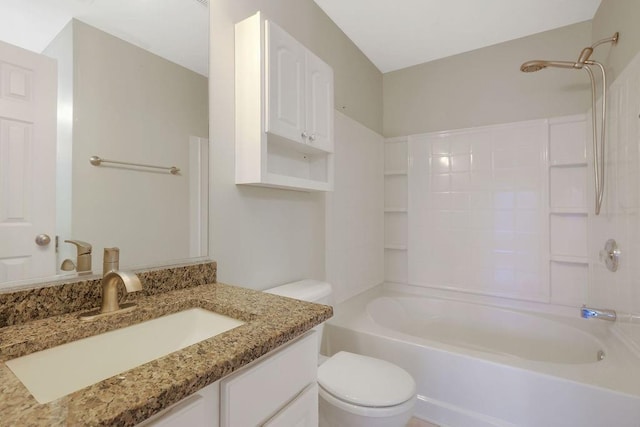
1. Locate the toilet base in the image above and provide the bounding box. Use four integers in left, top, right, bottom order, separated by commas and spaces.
318, 387, 415, 427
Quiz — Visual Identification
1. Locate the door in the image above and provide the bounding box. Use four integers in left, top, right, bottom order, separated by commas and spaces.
265, 20, 306, 144
0, 40, 57, 284
305, 50, 334, 152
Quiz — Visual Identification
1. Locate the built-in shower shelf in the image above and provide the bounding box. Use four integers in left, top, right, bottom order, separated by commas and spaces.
550, 255, 589, 265
550, 208, 588, 215
549, 161, 588, 168
384, 170, 408, 176
384, 208, 408, 213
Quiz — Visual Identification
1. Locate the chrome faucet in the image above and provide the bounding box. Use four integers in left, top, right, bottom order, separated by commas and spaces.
581, 305, 617, 322
79, 247, 142, 321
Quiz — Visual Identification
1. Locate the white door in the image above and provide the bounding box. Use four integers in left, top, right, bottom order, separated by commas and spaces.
305, 50, 334, 152
265, 20, 306, 144
0, 40, 57, 284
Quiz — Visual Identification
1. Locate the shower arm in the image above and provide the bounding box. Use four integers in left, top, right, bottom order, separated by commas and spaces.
583, 61, 607, 215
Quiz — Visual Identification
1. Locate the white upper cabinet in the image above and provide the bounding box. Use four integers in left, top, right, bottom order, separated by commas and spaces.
235, 12, 334, 192
266, 19, 334, 153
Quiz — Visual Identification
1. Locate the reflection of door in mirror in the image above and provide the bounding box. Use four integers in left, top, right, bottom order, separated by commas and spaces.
0, 40, 57, 282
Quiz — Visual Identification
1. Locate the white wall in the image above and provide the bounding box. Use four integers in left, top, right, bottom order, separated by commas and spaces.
209, 0, 382, 289
383, 21, 592, 137
326, 112, 384, 304
43, 22, 74, 267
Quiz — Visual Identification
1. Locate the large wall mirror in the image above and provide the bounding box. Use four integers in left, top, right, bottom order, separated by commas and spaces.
0, 0, 209, 288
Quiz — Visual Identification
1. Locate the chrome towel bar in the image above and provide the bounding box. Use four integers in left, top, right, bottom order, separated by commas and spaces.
89, 156, 180, 175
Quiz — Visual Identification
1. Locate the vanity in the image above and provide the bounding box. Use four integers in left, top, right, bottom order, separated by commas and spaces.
0, 261, 332, 426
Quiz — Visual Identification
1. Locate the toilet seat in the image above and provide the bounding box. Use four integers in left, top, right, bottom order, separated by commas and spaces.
318, 385, 416, 418
318, 351, 416, 412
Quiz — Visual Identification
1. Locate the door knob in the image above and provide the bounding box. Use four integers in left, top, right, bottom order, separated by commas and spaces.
35, 234, 51, 246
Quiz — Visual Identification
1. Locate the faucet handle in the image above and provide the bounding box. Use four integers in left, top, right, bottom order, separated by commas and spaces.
103, 247, 120, 275
64, 239, 92, 255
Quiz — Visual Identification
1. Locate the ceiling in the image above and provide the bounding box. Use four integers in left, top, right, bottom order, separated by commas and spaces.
0, 0, 209, 76
313, 0, 602, 73
1, 1, 602, 77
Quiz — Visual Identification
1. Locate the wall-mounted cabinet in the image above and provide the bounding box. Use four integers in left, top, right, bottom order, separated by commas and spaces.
235, 12, 334, 191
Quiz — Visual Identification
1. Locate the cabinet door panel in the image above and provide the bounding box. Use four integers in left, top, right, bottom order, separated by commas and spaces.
220, 332, 317, 426
263, 383, 318, 427
266, 21, 306, 144
305, 51, 334, 152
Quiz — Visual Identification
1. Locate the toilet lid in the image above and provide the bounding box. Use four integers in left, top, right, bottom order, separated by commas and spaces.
317, 351, 416, 408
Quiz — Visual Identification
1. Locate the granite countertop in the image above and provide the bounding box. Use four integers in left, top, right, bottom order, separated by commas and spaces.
0, 282, 332, 426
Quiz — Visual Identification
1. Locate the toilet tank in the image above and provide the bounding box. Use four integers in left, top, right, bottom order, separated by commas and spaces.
265, 280, 332, 354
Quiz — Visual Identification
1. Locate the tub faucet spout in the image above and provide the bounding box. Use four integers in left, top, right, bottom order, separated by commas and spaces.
581, 305, 616, 321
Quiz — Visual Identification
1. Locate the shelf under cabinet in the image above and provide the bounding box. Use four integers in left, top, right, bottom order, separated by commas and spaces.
384, 245, 408, 251
238, 173, 332, 192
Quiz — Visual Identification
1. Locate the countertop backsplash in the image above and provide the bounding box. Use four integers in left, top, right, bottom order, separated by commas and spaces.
0, 260, 217, 328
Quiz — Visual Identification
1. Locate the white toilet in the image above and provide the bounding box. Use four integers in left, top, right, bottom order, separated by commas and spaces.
266, 280, 416, 427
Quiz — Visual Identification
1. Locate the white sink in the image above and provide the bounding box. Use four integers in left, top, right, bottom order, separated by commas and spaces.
5, 308, 245, 404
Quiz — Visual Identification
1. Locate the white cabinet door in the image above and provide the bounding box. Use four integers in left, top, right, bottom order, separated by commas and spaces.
266, 20, 306, 144
220, 331, 317, 427
263, 383, 318, 427
137, 381, 219, 427
305, 51, 334, 153
0, 40, 57, 285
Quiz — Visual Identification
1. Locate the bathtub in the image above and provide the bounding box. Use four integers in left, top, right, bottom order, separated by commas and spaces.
323, 285, 640, 427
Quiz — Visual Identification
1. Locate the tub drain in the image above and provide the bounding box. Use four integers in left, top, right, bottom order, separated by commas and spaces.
597, 350, 606, 361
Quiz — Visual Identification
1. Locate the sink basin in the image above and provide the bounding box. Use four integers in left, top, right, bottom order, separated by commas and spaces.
5, 308, 245, 404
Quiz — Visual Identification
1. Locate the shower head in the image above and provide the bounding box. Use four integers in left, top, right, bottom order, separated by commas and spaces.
520, 60, 579, 73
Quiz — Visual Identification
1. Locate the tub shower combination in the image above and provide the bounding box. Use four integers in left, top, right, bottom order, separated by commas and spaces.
324, 286, 640, 427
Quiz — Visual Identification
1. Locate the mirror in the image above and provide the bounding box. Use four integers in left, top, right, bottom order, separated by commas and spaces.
0, 0, 209, 287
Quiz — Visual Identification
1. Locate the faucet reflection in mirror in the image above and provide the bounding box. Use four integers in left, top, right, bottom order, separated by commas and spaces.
79, 248, 142, 321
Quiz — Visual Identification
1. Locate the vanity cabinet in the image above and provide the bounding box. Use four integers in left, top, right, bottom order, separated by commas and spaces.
235, 12, 334, 191
220, 330, 318, 426
139, 331, 317, 427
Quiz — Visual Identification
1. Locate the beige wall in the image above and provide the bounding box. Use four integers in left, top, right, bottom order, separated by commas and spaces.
383, 21, 592, 137
592, 0, 640, 83
70, 20, 208, 271
210, 0, 381, 289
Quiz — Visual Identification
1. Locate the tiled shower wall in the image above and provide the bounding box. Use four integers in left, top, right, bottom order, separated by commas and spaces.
385, 115, 590, 306
590, 51, 640, 352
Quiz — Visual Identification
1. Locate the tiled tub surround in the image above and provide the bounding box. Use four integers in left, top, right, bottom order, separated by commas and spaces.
0, 260, 217, 327
392, 115, 591, 307
0, 267, 332, 426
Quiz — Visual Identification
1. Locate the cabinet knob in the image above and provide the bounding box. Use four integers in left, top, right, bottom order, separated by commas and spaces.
309, 134, 317, 142
301, 131, 308, 139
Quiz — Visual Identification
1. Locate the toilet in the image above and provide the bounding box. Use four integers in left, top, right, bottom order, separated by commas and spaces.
266, 280, 416, 427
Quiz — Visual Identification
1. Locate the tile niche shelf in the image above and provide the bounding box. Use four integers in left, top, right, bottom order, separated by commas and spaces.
384, 137, 409, 283
548, 115, 589, 306
235, 12, 334, 192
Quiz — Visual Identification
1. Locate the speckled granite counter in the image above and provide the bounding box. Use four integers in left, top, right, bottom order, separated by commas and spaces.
0, 282, 332, 426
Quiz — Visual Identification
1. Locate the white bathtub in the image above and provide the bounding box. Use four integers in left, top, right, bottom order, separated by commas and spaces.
323, 285, 640, 427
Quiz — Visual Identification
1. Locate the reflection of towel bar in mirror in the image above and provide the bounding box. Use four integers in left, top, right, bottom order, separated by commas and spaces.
89, 156, 180, 175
